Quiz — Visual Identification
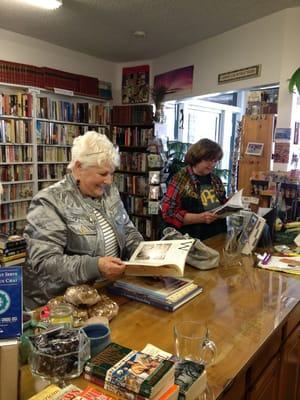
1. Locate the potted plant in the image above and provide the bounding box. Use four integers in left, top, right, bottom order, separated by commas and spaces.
288, 67, 300, 94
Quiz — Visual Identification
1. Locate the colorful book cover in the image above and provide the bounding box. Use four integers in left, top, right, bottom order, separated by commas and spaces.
0, 266, 22, 339
84, 342, 133, 378
74, 386, 114, 400
52, 384, 82, 400
106, 351, 174, 398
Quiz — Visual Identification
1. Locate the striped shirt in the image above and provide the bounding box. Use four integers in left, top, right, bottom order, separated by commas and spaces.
93, 209, 119, 257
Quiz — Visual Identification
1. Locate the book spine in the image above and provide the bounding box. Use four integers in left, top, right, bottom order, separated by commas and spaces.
84, 373, 147, 400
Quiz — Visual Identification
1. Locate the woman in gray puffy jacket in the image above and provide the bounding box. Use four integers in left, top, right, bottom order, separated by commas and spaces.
23, 131, 143, 309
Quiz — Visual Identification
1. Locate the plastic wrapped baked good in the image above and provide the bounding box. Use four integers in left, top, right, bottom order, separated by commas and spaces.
64, 284, 101, 306
88, 294, 119, 321
72, 306, 89, 328
47, 296, 68, 308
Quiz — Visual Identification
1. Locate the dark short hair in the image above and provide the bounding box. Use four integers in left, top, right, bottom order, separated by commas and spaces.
184, 139, 223, 166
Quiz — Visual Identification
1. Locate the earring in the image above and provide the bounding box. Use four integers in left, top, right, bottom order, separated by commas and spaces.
76, 179, 80, 187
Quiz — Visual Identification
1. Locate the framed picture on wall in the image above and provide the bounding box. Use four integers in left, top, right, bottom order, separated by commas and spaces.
245, 142, 264, 156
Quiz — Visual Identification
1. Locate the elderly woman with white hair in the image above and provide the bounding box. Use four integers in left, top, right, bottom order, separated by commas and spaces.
23, 131, 143, 309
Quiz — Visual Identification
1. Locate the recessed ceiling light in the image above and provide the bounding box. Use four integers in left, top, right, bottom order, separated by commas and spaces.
23, 0, 62, 10
133, 30, 146, 38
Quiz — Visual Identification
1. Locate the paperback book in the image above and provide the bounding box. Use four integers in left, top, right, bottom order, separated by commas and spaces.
124, 239, 194, 277
105, 350, 175, 398
142, 344, 207, 400
257, 255, 300, 275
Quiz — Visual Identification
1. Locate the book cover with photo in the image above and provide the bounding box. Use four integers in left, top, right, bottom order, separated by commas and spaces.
105, 350, 175, 398
124, 239, 194, 277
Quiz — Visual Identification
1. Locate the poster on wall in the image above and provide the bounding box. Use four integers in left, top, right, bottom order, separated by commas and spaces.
274, 142, 290, 163
274, 128, 291, 141
122, 65, 150, 104
154, 65, 194, 93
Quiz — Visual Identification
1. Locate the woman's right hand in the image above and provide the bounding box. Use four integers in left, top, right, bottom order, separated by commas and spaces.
198, 211, 219, 224
98, 256, 126, 280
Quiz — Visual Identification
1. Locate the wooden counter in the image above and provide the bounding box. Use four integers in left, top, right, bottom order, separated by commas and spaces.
20, 235, 300, 399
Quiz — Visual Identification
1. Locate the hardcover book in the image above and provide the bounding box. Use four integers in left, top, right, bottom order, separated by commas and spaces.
113, 276, 195, 300
108, 284, 203, 312
105, 350, 175, 398
124, 239, 194, 277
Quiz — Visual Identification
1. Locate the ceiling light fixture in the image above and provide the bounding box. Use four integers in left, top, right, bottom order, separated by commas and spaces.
23, 0, 63, 10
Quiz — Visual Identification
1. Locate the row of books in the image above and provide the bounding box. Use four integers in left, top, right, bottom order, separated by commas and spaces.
0, 92, 33, 117
83, 342, 206, 400
0, 145, 33, 163
37, 97, 110, 125
114, 173, 148, 196
111, 126, 154, 147
0, 220, 25, 234
0, 165, 33, 181
131, 216, 153, 239
37, 146, 70, 162
38, 164, 67, 180
36, 121, 85, 145
0, 60, 99, 97
119, 152, 148, 172
112, 105, 153, 125
108, 276, 202, 312
0, 119, 32, 143
121, 194, 148, 215
0, 201, 30, 221
0, 182, 33, 202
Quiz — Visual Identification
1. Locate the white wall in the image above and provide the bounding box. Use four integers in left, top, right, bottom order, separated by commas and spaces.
0, 27, 116, 84
150, 10, 286, 99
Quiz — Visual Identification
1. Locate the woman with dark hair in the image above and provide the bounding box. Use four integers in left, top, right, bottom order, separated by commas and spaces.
161, 138, 227, 240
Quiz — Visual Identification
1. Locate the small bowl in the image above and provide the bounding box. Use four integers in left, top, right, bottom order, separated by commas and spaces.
82, 323, 111, 357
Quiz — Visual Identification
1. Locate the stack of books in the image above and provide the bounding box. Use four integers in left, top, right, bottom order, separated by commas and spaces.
107, 276, 203, 312
84, 342, 179, 400
0, 234, 26, 267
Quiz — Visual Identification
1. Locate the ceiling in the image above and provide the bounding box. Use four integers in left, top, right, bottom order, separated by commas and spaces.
0, 0, 299, 62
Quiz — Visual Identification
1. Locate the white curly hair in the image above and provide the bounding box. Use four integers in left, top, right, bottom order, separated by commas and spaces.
68, 131, 120, 170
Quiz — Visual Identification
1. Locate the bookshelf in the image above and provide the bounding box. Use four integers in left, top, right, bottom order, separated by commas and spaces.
0, 83, 110, 234
110, 105, 164, 240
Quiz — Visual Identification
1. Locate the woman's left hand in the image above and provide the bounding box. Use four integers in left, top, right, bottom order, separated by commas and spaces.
98, 256, 126, 280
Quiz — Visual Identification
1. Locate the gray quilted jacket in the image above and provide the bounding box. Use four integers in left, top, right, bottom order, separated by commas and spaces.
23, 174, 143, 309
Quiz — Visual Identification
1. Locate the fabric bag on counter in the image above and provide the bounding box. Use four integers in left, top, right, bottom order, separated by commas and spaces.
161, 227, 220, 270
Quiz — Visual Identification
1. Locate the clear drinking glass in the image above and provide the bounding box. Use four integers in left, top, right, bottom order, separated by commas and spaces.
174, 321, 217, 366
49, 304, 73, 328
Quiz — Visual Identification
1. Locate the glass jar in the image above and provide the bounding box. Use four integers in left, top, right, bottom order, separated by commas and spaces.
50, 304, 73, 328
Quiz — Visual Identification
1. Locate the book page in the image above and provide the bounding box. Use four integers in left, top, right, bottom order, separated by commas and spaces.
212, 189, 244, 217
124, 239, 194, 276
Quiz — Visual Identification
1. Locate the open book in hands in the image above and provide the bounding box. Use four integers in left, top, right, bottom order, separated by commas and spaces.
211, 189, 244, 218
124, 239, 194, 277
